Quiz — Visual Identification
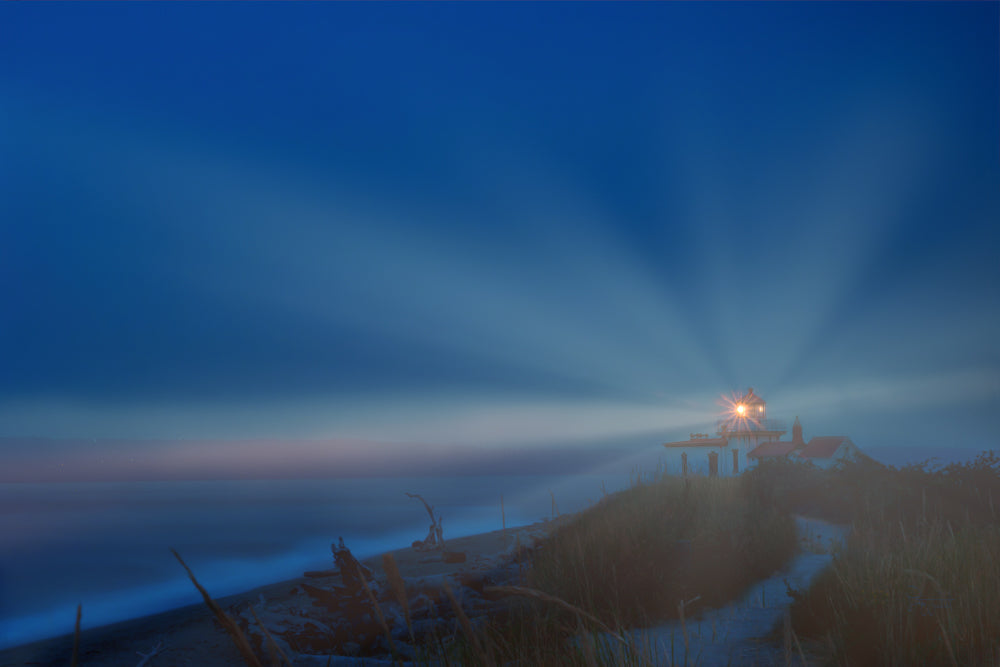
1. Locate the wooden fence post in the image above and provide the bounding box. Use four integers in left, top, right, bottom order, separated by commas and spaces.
708, 451, 718, 477
733, 448, 739, 474
681, 452, 688, 476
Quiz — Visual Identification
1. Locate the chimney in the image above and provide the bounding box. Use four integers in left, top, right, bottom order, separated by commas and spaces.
792, 416, 804, 448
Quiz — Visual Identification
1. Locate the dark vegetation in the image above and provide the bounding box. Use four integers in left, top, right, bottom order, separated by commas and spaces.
528, 473, 797, 627
756, 452, 1000, 667
424, 472, 799, 665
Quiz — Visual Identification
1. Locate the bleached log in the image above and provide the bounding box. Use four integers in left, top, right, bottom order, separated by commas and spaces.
135, 641, 163, 667
405, 492, 435, 522
406, 493, 444, 549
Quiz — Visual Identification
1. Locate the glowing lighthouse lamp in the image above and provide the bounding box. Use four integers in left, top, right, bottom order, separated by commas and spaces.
717, 387, 783, 442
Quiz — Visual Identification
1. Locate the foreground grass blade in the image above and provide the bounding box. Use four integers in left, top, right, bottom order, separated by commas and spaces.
483, 585, 627, 645
171, 548, 263, 667
70, 604, 81, 667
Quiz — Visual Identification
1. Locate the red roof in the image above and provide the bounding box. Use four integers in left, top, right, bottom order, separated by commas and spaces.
748, 441, 798, 458
797, 436, 851, 459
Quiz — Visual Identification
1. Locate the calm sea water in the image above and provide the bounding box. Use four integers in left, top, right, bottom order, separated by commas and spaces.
0, 470, 644, 650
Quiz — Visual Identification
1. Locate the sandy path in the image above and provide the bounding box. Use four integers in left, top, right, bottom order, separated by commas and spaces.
603, 516, 850, 667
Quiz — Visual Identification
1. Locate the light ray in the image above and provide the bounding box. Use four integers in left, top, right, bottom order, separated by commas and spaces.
10, 104, 727, 400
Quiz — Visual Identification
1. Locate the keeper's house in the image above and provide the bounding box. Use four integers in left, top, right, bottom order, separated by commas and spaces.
748, 417, 868, 469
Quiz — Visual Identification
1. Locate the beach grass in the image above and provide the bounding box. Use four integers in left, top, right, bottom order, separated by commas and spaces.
426, 470, 798, 665
773, 451, 1000, 666
527, 472, 798, 627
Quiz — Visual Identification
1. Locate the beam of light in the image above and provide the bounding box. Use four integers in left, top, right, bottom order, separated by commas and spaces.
4, 87, 996, 455
0, 391, 725, 481
0, 395, 721, 444
657, 93, 948, 388
766, 368, 999, 420
6, 98, 732, 402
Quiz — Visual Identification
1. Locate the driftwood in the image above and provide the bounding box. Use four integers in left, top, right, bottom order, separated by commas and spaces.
332, 537, 374, 595
301, 582, 343, 613
406, 493, 444, 550
304, 569, 338, 578
135, 641, 164, 667
243, 544, 527, 665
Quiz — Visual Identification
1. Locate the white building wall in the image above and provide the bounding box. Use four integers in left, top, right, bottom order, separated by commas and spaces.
660, 440, 760, 477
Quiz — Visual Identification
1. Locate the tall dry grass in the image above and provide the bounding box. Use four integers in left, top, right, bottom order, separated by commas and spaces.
435, 471, 797, 665
528, 472, 797, 627
441, 596, 658, 667
782, 451, 1000, 666
171, 548, 264, 667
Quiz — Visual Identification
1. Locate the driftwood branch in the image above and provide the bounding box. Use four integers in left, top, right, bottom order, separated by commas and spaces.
135, 641, 164, 667
332, 538, 374, 595
405, 492, 435, 523
406, 492, 444, 550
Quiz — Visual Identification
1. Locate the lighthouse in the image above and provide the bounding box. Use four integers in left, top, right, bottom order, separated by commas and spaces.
662, 387, 786, 476
717, 387, 787, 443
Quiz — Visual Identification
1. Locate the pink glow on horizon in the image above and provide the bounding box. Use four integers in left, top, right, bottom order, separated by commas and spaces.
0, 437, 638, 483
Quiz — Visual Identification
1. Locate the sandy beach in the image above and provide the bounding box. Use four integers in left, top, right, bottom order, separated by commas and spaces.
0, 520, 566, 667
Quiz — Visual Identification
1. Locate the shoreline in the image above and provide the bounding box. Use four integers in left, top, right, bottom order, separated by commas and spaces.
0, 519, 567, 667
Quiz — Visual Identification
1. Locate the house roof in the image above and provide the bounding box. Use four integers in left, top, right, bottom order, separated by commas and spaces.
748, 440, 798, 458
798, 436, 851, 459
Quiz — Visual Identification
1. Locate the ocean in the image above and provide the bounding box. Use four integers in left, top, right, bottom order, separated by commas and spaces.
0, 469, 644, 651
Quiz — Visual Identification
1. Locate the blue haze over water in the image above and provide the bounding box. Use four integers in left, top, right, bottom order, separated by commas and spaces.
0, 469, 647, 650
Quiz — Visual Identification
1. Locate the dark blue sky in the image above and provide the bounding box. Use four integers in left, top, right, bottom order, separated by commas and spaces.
2, 2, 998, 458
